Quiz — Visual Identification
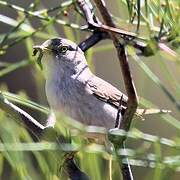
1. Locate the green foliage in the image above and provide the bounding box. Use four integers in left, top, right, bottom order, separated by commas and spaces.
0, 0, 179, 179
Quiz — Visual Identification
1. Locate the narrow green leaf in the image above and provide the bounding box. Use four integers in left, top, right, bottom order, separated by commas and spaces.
1, 91, 49, 114
132, 54, 180, 111
0, 60, 31, 77
136, 0, 141, 32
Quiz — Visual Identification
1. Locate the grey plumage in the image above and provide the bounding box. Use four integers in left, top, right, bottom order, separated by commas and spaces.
33, 38, 169, 131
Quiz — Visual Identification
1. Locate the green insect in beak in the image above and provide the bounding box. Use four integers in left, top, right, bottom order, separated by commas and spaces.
33, 45, 44, 70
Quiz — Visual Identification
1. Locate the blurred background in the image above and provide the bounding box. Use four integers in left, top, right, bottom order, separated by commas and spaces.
0, 0, 180, 179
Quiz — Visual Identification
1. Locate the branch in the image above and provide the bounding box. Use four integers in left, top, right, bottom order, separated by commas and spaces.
79, 31, 109, 51
76, 0, 147, 53
93, 0, 138, 143
77, 0, 139, 38
92, 1, 139, 180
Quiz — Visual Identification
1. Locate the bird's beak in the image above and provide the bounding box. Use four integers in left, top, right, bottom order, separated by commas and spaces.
33, 45, 44, 70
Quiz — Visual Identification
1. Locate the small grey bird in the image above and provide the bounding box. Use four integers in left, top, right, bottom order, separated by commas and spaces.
33, 38, 169, 132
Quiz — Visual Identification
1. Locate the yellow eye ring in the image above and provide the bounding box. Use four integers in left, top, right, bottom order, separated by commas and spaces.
60, 46, 68, 53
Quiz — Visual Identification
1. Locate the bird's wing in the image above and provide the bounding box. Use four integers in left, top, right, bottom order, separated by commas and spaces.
87, 76, 128, 108
87, 76, 171, 116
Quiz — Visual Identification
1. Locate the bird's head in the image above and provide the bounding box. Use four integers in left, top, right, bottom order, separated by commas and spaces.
33, 38, 87, 78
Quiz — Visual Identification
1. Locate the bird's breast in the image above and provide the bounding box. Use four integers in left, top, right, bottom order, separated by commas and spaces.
45, 77, 118, 129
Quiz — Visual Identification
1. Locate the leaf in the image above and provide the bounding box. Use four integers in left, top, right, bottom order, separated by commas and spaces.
130, 53, 180, 111
0, 60, 30, 77
1, 91, 49, 114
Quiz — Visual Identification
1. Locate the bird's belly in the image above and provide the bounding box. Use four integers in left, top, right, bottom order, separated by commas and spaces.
69, 104, 118, 130
67, 99, 118, 128
45, 80, 118, 129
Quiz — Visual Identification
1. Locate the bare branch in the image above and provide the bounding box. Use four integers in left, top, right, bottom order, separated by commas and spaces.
76, 0, 147, 53
93, 0, 138, 138
92, 1, 139, 179
79, 31, 109, 51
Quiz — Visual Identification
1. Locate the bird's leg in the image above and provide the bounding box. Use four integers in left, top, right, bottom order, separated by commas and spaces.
115, 95, 124, 129
108, 94, 124, 136
106, 95, 124, 180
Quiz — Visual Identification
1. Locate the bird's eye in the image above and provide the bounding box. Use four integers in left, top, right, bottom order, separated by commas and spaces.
59, 46, 68, 53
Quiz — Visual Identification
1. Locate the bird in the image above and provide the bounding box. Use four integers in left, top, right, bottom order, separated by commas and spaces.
33, 38, 170, 135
